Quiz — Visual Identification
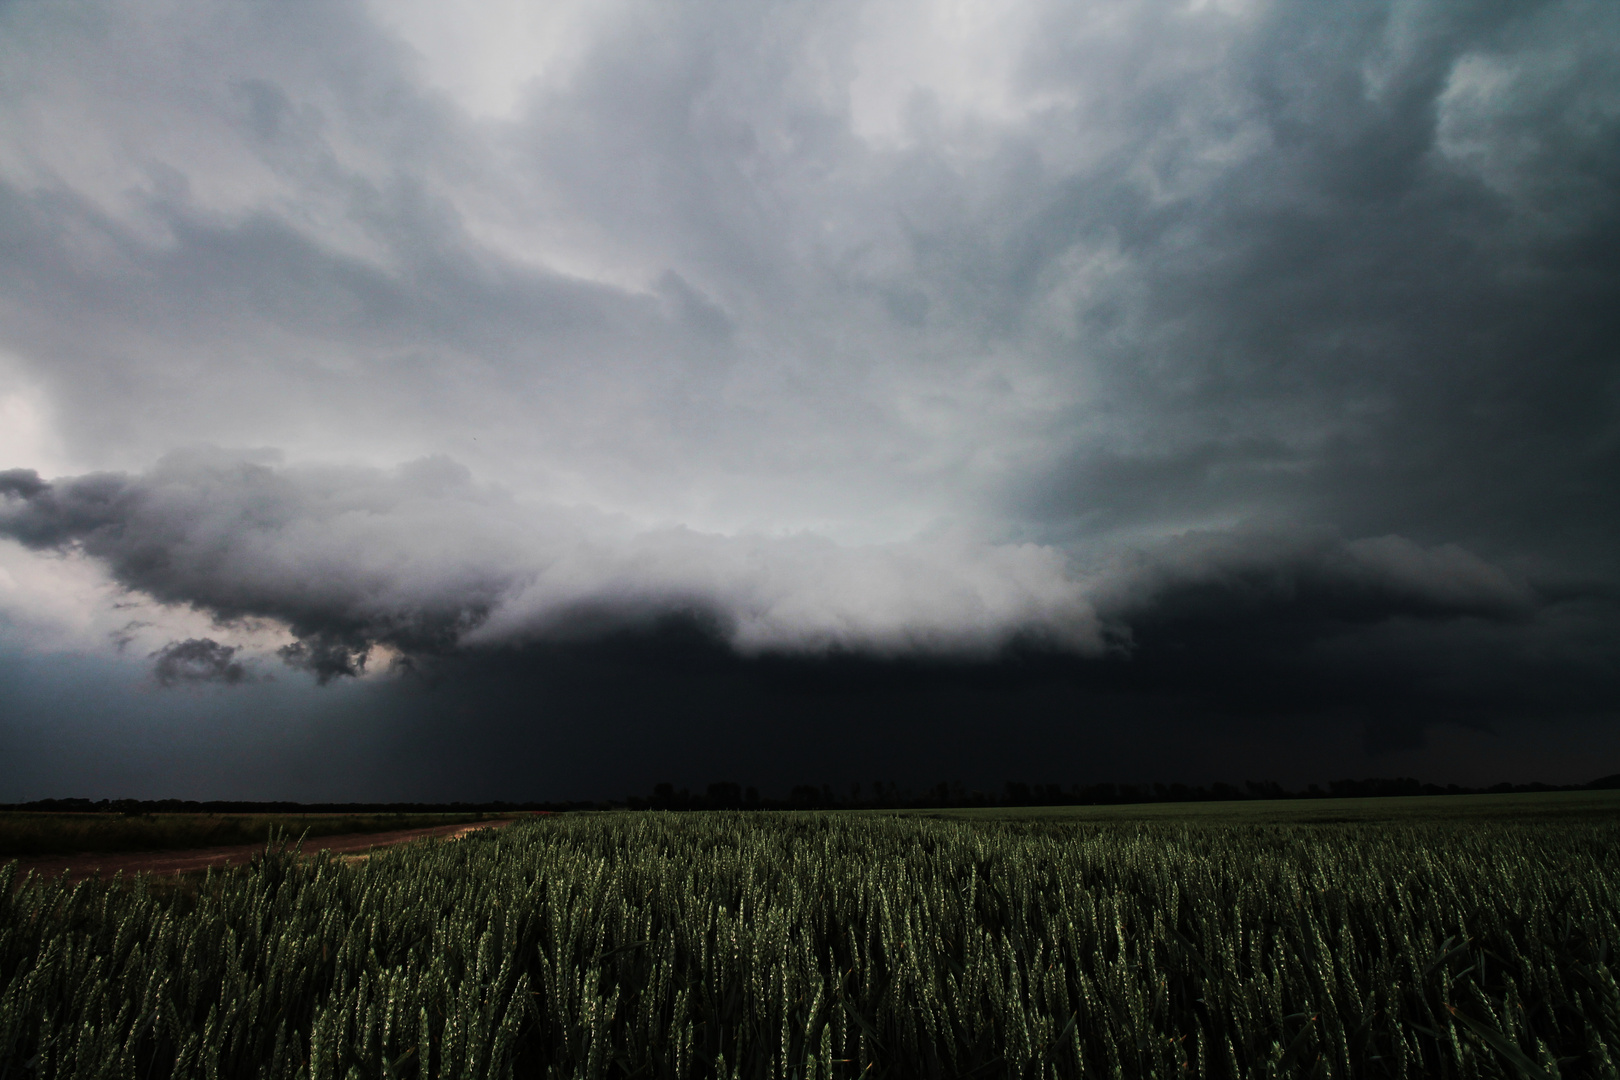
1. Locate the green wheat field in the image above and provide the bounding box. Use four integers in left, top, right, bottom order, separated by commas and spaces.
3, 795, 1618, 1079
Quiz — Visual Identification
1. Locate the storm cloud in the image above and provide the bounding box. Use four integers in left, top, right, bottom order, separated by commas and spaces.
1, 0, 1617, 796
151, 638, 252, 687
0, 453, 1104, 661
2, 451, 1597, 753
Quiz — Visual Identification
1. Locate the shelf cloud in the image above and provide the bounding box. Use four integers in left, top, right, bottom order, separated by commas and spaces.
0, 455, 1104, 666
0, 454, 1564, 689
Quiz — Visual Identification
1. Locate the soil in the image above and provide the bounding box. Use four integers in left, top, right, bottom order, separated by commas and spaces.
6, 819, 515, 884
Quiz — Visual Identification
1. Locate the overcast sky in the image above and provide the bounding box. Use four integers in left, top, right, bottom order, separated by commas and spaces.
2, 0, 1617, 801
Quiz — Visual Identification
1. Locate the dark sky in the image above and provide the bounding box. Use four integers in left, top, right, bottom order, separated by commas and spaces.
2, 0, 1618, 801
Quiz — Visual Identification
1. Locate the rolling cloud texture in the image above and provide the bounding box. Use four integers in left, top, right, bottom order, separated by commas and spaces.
1, 0, 1617, 795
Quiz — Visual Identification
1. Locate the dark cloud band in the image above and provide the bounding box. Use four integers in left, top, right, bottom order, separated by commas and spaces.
5, 451, 1604, 756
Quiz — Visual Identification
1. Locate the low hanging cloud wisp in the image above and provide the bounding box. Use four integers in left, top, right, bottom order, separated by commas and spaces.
151, 638, 253, 687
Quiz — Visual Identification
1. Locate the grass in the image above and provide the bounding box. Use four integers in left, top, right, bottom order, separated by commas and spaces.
1, 797, 1617, 1078
0, 811, 487, 858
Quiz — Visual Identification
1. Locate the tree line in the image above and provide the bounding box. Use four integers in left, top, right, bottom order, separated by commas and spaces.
624, 773, 1620, 811
7, 773, 1616, 815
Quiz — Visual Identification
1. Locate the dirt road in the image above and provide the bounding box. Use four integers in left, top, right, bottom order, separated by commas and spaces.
6, 819, 515, 884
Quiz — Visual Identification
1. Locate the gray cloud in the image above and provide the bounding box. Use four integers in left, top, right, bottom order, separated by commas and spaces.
109, 620, 150, 654
0, 453, 1569, 719
1096, 527, 1538, 632
1, 0, 1613, 553
0, 451, 1106, 664
0, 469, 48, 500
151, 638, 252, 687
0, 0, 1616, 789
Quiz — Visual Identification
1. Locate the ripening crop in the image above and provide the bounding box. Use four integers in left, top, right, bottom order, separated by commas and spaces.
2, 812, 1616, 1078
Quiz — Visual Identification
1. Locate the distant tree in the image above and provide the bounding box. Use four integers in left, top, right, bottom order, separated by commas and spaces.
706, 782, 742, 809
